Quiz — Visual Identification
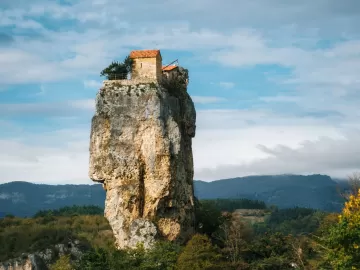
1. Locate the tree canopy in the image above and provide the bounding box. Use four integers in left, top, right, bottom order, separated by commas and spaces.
100, 56, 133, 80
176, 234, 223, 270
321, 188, 360, 269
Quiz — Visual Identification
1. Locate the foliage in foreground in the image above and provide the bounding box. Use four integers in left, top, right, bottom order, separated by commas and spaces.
0, 213, 112, 261
75, 241, 182, 270
177, 234, 223, 270
4, 188, 360, 270
320, 188, 360, 269
50, 255, 73, 270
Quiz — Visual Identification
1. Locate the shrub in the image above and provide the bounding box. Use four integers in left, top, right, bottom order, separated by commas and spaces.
100, 56, 133, 80
176, 234, 222, 270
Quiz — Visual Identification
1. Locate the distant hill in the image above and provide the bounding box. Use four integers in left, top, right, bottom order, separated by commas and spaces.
195, 174, 345, 212
0, 174, 347, 217
0, 181, 105, 217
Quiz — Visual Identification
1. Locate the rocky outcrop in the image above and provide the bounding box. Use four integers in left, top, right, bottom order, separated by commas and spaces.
89, 67, 196, 249
0, 240, 84, 270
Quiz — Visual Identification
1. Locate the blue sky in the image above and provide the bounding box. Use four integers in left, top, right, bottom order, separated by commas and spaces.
1, 0, 360, 184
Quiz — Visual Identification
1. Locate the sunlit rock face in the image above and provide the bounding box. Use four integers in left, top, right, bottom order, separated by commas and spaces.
89, 68, 196, 249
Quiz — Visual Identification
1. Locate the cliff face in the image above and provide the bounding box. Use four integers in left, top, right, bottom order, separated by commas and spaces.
88, 68, 196, 249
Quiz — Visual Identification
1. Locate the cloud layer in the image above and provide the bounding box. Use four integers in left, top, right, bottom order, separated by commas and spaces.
1, 0, 360, 183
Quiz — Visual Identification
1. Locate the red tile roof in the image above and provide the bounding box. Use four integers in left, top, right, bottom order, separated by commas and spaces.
129, 49, 160, 59
162, 65, 178, 71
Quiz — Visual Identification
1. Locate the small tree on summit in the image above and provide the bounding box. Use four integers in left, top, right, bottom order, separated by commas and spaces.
100, 61, 125, 80
123, 55, 133, 73
100, 55, 133, 80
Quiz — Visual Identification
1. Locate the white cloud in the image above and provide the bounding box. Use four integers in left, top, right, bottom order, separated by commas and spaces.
260, 96, 300, 103
0, 108, 358, 184
212, 39, 360, 99
219, 82, 235, 89
2, 0, 360, 90
0, 133, 90, 184
1, 0, 360, 183
0, 99, 94, 117
84, 80, 102, 89
69, 99, 95, 111
0, 49, 71, 84
191, 96, 226, 104
191, 109, 360, 181
8, 0, 360, 37
195, 130, 360, 181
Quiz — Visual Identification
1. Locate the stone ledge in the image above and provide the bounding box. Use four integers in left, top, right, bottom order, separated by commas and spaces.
103, 78, 158, 86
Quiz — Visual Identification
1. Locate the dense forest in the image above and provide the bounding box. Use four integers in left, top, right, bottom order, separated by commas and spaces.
0, 193, 359, 269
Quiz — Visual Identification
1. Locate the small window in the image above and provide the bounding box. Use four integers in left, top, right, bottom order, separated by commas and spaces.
140, 63, 142, 68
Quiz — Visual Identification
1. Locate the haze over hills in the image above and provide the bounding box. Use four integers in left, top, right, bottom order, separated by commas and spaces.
0, 181, 105, 217
195, 174, 345, 211
0, 174, 347, 217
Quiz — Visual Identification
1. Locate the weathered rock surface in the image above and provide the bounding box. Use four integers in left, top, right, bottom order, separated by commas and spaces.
89, 68, 196, 249
0, 240, 84, 270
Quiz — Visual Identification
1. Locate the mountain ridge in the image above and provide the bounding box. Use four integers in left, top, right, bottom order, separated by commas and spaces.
0, 174, 347, 217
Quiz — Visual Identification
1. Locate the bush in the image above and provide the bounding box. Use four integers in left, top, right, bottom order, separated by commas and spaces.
140, 241, 182, 270
176, 234, 223, 270
50, 255, 74, 270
